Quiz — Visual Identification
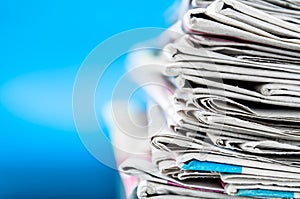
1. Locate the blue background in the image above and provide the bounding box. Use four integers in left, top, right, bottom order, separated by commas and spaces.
0, 1, 173, 198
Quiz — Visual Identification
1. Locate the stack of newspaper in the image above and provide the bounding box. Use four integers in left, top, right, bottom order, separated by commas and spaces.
119, 0, 300, 198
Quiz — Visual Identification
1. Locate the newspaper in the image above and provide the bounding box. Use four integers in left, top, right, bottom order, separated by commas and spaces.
117, 0, 300, 198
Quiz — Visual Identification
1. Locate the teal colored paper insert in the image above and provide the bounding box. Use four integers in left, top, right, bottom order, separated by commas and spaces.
237, 189, 294, 198
182, 160, 242, 174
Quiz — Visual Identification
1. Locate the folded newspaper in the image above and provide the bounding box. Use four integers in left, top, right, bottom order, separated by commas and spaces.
117, 0, 300, 198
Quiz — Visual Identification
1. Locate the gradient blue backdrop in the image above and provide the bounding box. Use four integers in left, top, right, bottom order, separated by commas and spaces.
0, 1, 174, 198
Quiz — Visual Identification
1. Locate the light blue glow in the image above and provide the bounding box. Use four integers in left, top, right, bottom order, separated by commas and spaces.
0, 67, 77, 131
